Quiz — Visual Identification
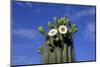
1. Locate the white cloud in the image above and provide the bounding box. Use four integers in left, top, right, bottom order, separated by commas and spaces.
17, 2, 33, 8
13, 55, 35, 65
13, 28, 39, 39
65, 6, 73, 11
17, 2, 25, 7
65, 7, 96, 21
25, 2, 41, 13
73, 7, 95, 20
35, 9, 40, 13
25, 2, 33, 7
84, 22, 95, 42
77, 8, 95, 17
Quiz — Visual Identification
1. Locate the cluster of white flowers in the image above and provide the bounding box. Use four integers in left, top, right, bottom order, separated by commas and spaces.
48, 25, 68, 36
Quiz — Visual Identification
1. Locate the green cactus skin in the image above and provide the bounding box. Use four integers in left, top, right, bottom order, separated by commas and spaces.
42, 43, 50, 64
67, 45, 75, 62
50, 50, 56, 63
56, 47, 62, 63
38, 26, 45, 34
49, 52, 52, 64
48, 22, 54, 29
49, 37, 55, 48
68, 45, 72, 62
38, 17, 77, 64
38, 47, 43, 54
62, 43, 68, 63
71, 46, 75, 62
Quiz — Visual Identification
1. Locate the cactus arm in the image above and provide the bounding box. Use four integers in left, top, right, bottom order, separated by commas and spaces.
53, 17, 57, 26
68, 24, 77, 34
71, 46, 75, 62
38, 26, 45, 34
68, 45, 75, 63
49, 37, 55, 48
51, 49, 56, 63
65, 18, 70, 25
49, 50, 56, 64
48, 22, 54, 29
67, 35, 75, 63
42, 43, 50, 64
56, 47, 62, 63
71, 38, 75, 62
38, 46, 43, 54
68, 45, 72, 62
49, 52, 52, 64
62, 43, 68, 63
72, 28, 78, 34
46, 40, 54, 49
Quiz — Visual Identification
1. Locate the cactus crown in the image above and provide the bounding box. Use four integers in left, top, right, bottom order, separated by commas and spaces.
38, 17, 77, 64
38, 17, 77, 36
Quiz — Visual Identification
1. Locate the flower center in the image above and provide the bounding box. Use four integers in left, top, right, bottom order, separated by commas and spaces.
61, 27, 65, 32
51, 31, 55, 34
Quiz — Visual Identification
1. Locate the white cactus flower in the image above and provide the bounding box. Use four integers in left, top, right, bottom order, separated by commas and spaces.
48, 29, 58, 36
59, 25, 67, 34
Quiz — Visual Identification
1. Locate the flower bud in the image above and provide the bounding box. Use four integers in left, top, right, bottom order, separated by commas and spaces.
38, 26, 45, 34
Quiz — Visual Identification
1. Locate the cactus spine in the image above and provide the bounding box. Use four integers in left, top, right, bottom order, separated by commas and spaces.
38, 17, 77, 64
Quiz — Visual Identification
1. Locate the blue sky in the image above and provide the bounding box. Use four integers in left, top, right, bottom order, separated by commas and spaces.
11, 1, 96, 66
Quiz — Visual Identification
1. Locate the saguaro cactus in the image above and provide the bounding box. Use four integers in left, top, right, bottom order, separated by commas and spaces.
38, 17, 77, 64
